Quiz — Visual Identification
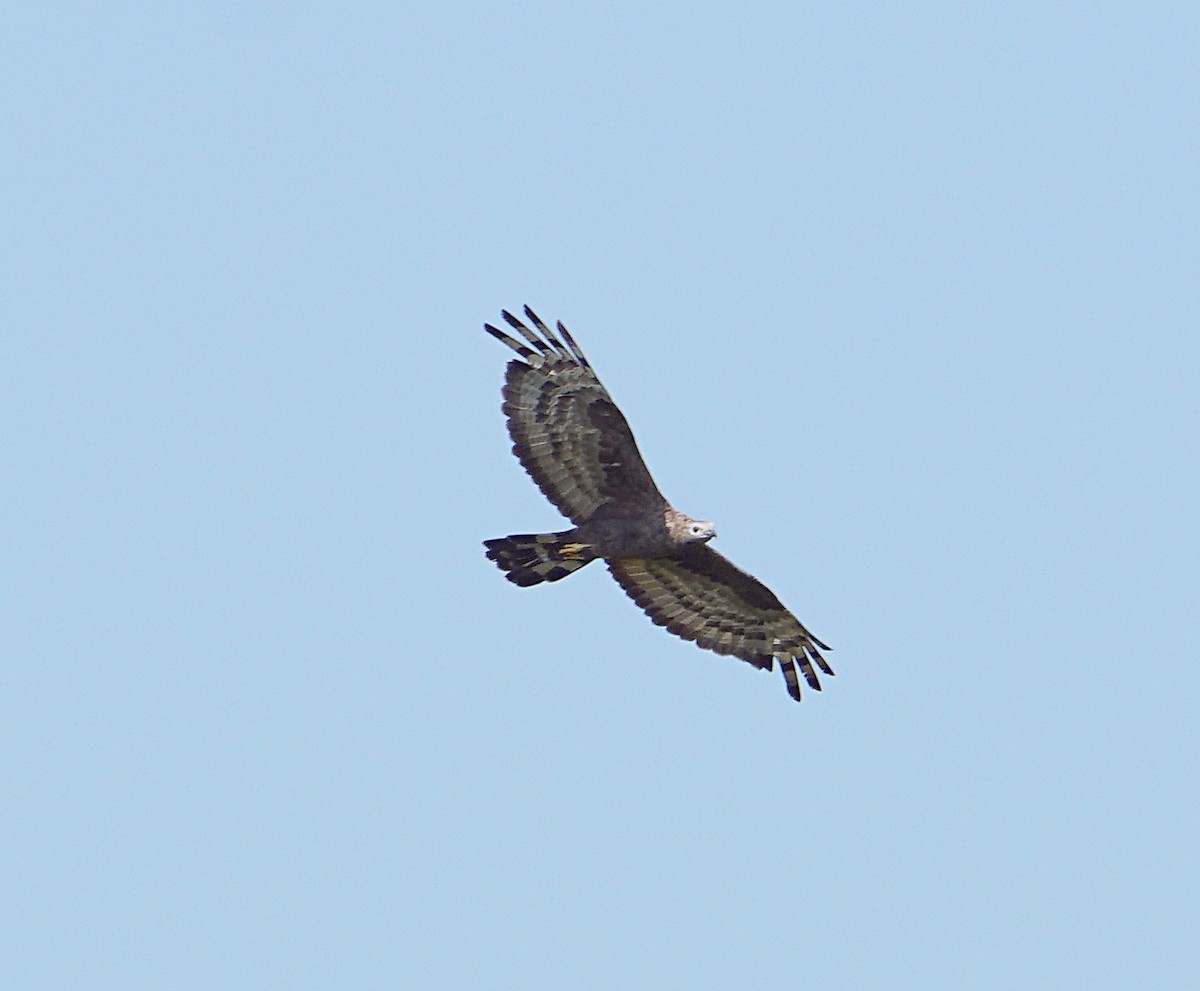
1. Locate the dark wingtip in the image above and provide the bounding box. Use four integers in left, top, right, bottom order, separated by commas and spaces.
556, 319, 591, 368
811, 647, 835, 677
483, 322, 509, 345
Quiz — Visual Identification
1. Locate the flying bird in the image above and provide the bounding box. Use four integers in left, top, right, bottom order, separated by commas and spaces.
483, 307, 833, 702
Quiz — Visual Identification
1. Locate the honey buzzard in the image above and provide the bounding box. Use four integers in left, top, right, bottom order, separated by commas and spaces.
483, 307, 833, 702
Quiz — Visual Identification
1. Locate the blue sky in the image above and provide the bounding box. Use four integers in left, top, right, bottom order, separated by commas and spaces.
4, 4, 1197, 988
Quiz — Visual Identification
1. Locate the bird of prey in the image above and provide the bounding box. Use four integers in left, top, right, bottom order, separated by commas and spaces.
483, 307, 832, 702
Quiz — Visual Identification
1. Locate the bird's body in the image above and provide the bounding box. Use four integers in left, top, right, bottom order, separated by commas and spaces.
483, 307, 833, 703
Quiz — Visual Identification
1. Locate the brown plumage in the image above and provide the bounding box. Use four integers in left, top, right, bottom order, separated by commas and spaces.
483, 306, 832, 703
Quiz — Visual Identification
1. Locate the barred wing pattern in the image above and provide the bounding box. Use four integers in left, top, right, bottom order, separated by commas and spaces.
485, 308, 666, 524
608, 545, 834, 702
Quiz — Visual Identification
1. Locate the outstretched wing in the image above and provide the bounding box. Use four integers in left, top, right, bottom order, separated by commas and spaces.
607, 545, 833, 702
485, 307, 665, 525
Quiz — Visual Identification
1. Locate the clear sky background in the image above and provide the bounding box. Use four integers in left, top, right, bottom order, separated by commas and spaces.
4, 4, 1197, 988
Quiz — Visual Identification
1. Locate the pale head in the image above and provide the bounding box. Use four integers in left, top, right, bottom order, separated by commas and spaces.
665, 507, 717, 546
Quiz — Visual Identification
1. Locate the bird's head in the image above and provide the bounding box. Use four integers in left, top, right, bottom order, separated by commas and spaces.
665, 508, 717, 545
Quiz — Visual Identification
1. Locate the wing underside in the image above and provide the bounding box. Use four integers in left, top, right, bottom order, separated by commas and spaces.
607, 546, 832, 702
486, 307, 665, 524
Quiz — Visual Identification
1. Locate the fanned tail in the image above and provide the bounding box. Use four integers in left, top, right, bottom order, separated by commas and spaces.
483, 532, 597, 587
